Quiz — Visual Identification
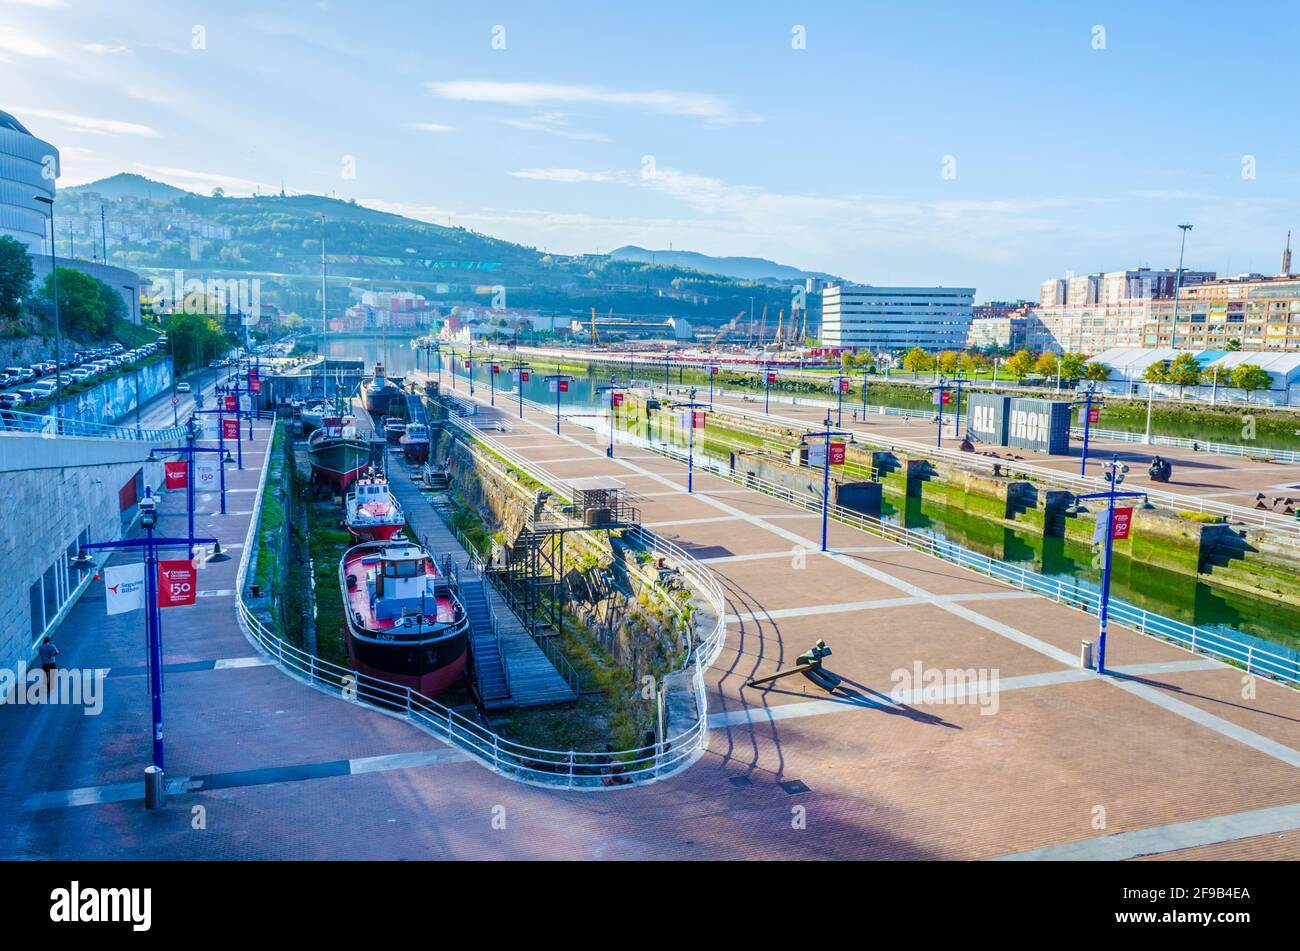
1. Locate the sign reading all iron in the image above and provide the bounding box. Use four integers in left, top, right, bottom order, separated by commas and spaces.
966, 393, 1011, 445
1007, 398, 1072, 454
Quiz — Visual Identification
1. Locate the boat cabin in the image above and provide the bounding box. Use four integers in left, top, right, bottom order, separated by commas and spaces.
367, 545, 446, 622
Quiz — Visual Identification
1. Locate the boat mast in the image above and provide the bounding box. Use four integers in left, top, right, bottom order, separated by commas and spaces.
320, 214, 328, 398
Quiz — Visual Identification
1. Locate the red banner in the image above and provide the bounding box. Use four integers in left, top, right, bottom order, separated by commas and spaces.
248, 368, 259, 382
157, 560, 197, 608
163, 461, 188, 490
491, 363, 500, 374
941, 390, 952, 404
1089, 406, 1101, 423
464, 360, 471, 369
766, 372, 776, 383
709, 365, 718, 375
612, 392, 624, 407
692, 410, 706, 429
558, 379, 569, 392
1111, 507, 1133, 540
838, 379, 850, 393
222, 418, 240, 440
828, 443, 846, 465
223, 394, 237, 411
520, 370, 530, 382
249, 378, 261, 393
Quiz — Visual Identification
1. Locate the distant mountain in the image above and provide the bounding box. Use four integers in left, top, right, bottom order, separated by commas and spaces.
63, 173, 190, 202
609, 245, 839, 284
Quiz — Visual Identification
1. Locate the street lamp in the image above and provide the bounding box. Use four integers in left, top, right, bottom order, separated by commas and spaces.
803, 413, 851, 552
152, 415, 234, 555
1169, 224, 1193, 350
33, 194, 63, 426
763, 362, 775, 415
595, 376, 623, 459
512, 358, 532, 419
927, 375, 963, 448
675, 387, 710, 494
1074, 455, 1145, 674
542, 373, 572, 435
1071, 382, 1103, 476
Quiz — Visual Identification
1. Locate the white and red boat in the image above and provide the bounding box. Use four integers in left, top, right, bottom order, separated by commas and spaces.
340, 540, 470, 697
344, 470, 404, 541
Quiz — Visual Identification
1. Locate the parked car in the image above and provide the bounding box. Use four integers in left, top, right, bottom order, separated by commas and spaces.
6, 367, 32, 384
175, 381, 192, 394
0, 392, 24, 408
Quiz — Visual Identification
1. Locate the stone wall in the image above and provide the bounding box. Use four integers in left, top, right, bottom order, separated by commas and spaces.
0, 434, 162, 676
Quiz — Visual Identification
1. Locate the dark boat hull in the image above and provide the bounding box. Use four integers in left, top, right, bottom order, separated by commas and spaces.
401, 439, 430, 464
365, 386, 402, 418
309, 437, 371, 492
345, 639, 468, 698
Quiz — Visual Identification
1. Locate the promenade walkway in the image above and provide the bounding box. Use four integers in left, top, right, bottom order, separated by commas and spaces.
1, 370, 1297, 860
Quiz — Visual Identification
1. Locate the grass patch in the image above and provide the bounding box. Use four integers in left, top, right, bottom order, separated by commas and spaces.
1176, 511, 1225, 524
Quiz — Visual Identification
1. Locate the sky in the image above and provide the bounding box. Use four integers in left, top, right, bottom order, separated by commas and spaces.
3, 0, 1300, 299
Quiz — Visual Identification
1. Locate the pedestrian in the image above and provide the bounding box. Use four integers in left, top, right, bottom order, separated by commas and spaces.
37, 636, 59, 692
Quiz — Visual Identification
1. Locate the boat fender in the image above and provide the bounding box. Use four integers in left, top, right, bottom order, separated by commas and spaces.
346, 574, 358, 589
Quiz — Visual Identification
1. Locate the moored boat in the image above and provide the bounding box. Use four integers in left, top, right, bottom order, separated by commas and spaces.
340, 539, 470, 697
344, 470, 405, 541
383, 416, 406, 445
307, 420, 371, 493
399, 421, 431, 464
363, 363, 402, 417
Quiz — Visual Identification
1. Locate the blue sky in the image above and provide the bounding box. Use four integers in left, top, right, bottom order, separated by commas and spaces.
3, 0, 1299, 298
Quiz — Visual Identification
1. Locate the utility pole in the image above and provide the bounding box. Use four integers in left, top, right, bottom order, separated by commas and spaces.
1169, 223, 1193, 350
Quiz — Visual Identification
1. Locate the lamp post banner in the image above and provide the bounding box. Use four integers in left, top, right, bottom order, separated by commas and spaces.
223, 394, 237, 411
195, 459, 219, 490
222, 418, 240, 440
163, 461, 188, 490
1111, 507, 1134, 540
157, 560, 198, 608
104, 562, 146, 616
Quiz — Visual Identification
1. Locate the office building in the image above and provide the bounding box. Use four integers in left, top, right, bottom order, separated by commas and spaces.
821, 283, 975, 351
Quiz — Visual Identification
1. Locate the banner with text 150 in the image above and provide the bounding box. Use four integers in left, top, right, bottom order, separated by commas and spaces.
1111, 507, 1133, 540
163, 461, 188, 490
195, 459, 218, 490
222, 418, 240, 440
839, 379, 850, 393
157, 560, 197, 608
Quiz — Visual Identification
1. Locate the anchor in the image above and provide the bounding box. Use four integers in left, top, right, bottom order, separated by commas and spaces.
746, 639, 842, 692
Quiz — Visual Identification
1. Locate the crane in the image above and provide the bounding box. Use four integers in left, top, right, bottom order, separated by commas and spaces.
707, 309, 747, 349
591, 307, 599, 346
758, 304, 767, 346
773, 308, 784, 346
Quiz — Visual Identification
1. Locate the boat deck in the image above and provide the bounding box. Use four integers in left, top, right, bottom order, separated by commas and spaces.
342, 550, 455, 631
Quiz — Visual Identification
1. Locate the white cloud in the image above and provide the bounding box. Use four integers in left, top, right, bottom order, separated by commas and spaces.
427, 80, 757, 123
511, 167, 615, 183
406, 122, 455, 133
15, 107, 158, 137
0, 25, 58, 58
5, 0, 66, 6
82, 41, 133, 56
499, 112, 609, 142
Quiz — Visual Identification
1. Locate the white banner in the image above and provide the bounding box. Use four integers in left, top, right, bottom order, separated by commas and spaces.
195, 458, 219, 491
200, 417, 218, 440
104, 562, 145, 616
548, 380, 558, 394
807, 442, 826, 467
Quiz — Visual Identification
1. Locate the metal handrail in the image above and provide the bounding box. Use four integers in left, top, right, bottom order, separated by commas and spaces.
235, 416, 725, 787
0, 408, 187, 443
1068, 425, 1300, 465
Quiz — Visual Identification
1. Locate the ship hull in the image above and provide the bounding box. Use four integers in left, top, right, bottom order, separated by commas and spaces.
364, 387, 402, 418
309, 438, 371, 492
346, 520, 404, 542
400, 440, 430, 464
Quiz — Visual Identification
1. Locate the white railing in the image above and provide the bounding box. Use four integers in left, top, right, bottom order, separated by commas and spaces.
0, 408, 187, 443
1069, 426, 1300, 464
235, 416, 727, 788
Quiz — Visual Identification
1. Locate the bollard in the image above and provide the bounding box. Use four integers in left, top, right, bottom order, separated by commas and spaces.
1080, 640, 1094, 671
144, 765, 165, 809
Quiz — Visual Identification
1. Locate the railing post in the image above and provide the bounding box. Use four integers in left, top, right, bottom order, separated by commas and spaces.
567, 749, 575, 787
405, 686, 412, 715
492, 734, 500, 770
1246, 645, 1253, 674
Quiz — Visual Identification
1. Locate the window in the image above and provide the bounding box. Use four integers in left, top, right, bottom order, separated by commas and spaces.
29, 580, 43, 640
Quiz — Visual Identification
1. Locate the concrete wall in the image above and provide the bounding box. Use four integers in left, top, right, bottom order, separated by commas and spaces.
41, 357, 173, 428
0, 434, 161, 675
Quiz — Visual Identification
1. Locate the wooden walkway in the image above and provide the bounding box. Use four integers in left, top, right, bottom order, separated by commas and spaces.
385, 449, 577, 709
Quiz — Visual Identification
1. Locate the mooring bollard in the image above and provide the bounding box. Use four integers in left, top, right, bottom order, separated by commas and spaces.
144, 765, 165, 810
1080, 640, 1094, 671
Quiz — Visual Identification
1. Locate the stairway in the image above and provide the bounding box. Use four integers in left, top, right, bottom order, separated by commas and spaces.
461, 578, 510, 706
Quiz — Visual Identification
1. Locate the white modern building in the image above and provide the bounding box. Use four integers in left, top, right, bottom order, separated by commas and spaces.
0, 109, 59, 252
821, 283, 975, 351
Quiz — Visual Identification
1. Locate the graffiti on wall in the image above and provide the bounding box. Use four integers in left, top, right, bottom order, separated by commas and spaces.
42, 359, 175, 427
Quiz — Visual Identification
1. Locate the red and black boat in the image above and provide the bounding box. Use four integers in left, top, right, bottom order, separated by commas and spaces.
340, 539, 470, 697
363, 363, 403, 417
399, 421, 431, 464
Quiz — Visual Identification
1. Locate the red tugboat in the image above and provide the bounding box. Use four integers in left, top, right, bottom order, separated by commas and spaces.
344, 470, 405, 541
399, 421, 431, 464
340, 539, 470, 697
307, 418, 371, 493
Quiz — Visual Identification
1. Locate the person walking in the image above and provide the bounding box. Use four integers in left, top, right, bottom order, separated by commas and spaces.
37, 637, 59, 693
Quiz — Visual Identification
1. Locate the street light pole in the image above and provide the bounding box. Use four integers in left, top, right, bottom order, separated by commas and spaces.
802, 414, 850, 553
1169, 223, 1193, 350
1075, 455, 1144, 674
33, 194, 63, 426
596, 376, 621, 459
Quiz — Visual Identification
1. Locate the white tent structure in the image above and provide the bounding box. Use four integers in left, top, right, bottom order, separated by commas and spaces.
1086, 347, 1300, 406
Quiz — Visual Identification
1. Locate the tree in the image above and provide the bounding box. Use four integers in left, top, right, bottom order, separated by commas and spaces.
902, 346, 933, 374
854, 350, 876, 371
0, 235, 34, 322
1141, 361, 1168, 384
938, 350, 960, 374
40, 267, 109, 338
1005, 349, 1034, 381
1034, 350, 1059, 378
1166, 352, 1202, 397
1230, 364, 1272, 403
1083, 361, 1111, 382
1226, 338, 1242, 352
1059, 352, 1087, 383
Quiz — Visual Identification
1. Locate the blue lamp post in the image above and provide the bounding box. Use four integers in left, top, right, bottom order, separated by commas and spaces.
71, 487, 219, 779
927, 375, 964, 448
664, 352, 670, 388
675, 387, 711, 494
763, 363, 774, 415
861, 368, 870, 418
513, 359, 532, 419
595, 376, 622, 459
1071, 382, 1103, 476
543, 373, 572, 435
803, 413, 851, 552
831, 374, 849, 427
192, 407, 235, 509
1074, 454, 1145, 673
151, 416, 234, 555
706, 362, 718, 406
